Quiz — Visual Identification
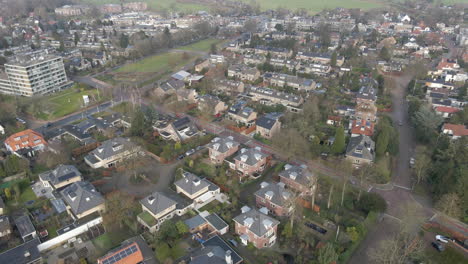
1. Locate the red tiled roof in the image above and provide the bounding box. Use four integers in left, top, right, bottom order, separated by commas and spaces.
351, 120, 375, 136
4, 129, 46, 152
443, 124, 468, 137
327, 116, 342, 121
97, 242, 144, 264
435, 106, 460, 114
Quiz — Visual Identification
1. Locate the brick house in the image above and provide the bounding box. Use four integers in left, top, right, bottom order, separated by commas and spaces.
279, 164, 314, 194
206, 136, 240, 164
233, 206, 280, 249
215, 79, 245, 95
227, 64, 260, 82
230, 147, 268, 177
198, 94, 228, 116
350, 119, 375, 137
256, 114, 281, 139
255, 182, 293, 216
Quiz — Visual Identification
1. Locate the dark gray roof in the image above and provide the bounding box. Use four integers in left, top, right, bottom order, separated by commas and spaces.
160, 79, 185, 91
191, 235, 243, 264
233, 208, 279, 237
39, 164, 81, 186
254, 182, 292, 207
175, 172, 210, 197
207, 136, 239, 154
248, 86, 303, 104
205, 213, 228, 231
60, 181, 104, 216
184, 215, 206, 230
346, 135, 375, 161
0, 238, 41, 264
234, 148, 268, 166
228, 64, 259, 76
14, 215, 35, 238
256, 115, 279, 130
278, 164, 313, 186
85, 137, 136, 164
140, 192, 177, 216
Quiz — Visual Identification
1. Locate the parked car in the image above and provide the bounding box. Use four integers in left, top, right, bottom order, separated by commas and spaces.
432, 241, 445, 252
228, 239, 238, 247
304, 222, 327, 234
16, 117, 26, 124
399, 120, 403, 126
436, 235, 452, 243
409, 157, 415, 168
185, 149, 196, 156
177, 154, 186, 160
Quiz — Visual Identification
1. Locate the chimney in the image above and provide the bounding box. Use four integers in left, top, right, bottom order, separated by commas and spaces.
225, 250, 233, 264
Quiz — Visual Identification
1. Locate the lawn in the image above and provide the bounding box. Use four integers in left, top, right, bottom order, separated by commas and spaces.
240, 0, 384, 12
115, 52, 194, 73
179, 39, 222, 52
47, 89, 100, 119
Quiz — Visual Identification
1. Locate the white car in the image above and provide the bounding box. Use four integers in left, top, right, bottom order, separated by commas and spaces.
436, 235, 452, 243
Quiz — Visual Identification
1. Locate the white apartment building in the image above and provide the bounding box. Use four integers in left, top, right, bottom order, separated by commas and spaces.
0, 55, 71, 96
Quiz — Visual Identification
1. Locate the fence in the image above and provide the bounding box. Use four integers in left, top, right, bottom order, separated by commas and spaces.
37, 216, 103, 252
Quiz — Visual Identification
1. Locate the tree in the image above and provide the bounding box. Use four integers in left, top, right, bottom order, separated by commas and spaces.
346, 226, 360, 242
175, 220, 188, 235
119, 34, 129, 49
243, 19, 258, 33
4, 188, 11, 200
317, 243, 338, 264
411, 106, 443, 143
274, 23, 284, 31
379, 46, 391, 61
155, 242, 171, 262
158, 221, 179, 241
0, 56, 6, 66
58, 39, 65, 52
331, 126, 345, 154
414, 146, 430, 184
102, 191, 137, 231
356, 192, 387, 214
210, 43, 217, 55
130, 109, 146, 136
330, 52, 337, 67
376, 128, 389, 157
435, 193, 462, 219
74, 32, 80, 46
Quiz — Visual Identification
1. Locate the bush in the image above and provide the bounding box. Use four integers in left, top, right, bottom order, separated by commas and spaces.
356, 192, 387, 214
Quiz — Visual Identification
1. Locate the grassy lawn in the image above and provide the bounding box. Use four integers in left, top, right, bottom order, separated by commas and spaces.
240, 0, 383, 12
138, 211, 157, 227
425, 247, 467, 264
179, 39, 222, 52
48, 89, 100, 119
115, 52, 194, 73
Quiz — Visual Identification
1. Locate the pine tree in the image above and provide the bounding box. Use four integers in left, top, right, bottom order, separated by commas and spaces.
331, 126, 346, 154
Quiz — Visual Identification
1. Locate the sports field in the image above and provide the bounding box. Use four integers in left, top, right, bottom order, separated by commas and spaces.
115, 51, 194, 73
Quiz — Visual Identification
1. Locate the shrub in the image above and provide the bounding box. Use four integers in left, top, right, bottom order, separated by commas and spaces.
356, 192, 387, 214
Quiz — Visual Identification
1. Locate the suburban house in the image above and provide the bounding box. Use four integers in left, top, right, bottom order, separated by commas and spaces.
207, 136, 240, 164
176, 88, 199, 104
184, 211, 229, 236
326, 116, 342, 126
175, 171, 220, 204
97, 241, 143, 264
345, 135, 376, 167
0, 238, 42, 264
355, 79, 378, 121
233, 206, 280, 249
263, 72, 316, 92
228, 147, 268, 178
227, 101, 258, 128
188, 235, 243, 264
254, 46, 292, 57
154, 79, 186, 97
350, 119, 375, 137
38, 164, 82, 190
197, 94, 228, 116
256, 113, 282, 139
255, 182, 293, 216
243, 53, 266, 65
434, 106, 460, 118
215, 79, 245, 95
14, 214, 37, 242
155, 116, 199, 142
295, 52, 345, 66
84, 137, 140, 169
138, 192, 178, 232
0, 215, 11, 238
279, 164, 314, 194
247, 86, 304, 112
227, 64, 260, 82
60, 181, 105, 219
4, 129, 47, 157
441, 123, 468, 140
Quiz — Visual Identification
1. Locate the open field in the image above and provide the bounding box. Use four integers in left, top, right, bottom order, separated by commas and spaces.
178, 38, 223, 52
241, 0, 383, 11
115, 52, 194, 73
82, 0, 208, 12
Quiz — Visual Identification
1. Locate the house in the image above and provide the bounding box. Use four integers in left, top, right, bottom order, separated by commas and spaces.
209, 55, 225, 64
279, 164, 314, 194
184, 211, 229, 235
356, 79, 378, 121
60, 181, 105, 219
14, 214, 37, 242
350, 119, 375, 137
256, 113, 281, 139
175, 172, 220, 204
345, 135, 375, 167
243, 54, 266, 65
138, 192, 178, 232
254, 46, 292, 57
230, 147, 268, 177
4, 129, 47, 157
227, 64, 260, 82
38, 164, 82, 190
233, 206, 279, 249
263, 72, 316, 92
227, 101, 257, 128
176, 88, 199, 103
295, 52, 344, 66
155, 116, 199, 142
434, 106, 460, 118
441, 123, 468, 140
97, 241, 143, 264
189, 235, 243, 264
0, 215, 11, 237
248, 86, 303, 112
0, 238, 42, 264
215, 79, 245, 95
154, 79, 185, 97
172, 70, 192, 82
198, 94, 228, 116
84, 137, 140, 169
207, 136, 240, 164
255, 182, 293, 216
326, 116, 342, 126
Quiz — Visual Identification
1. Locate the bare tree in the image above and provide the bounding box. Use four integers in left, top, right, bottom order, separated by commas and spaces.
327, 184, 334, 209
414, 146, 431, 184
435, 193, 462, 219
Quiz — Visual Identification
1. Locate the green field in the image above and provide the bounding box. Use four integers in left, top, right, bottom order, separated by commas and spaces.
241, 0, 383, 11
48, 88, 101, 118
115, 51, 194, 73
178, 38, 222, 52
82, 0, 208, 12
